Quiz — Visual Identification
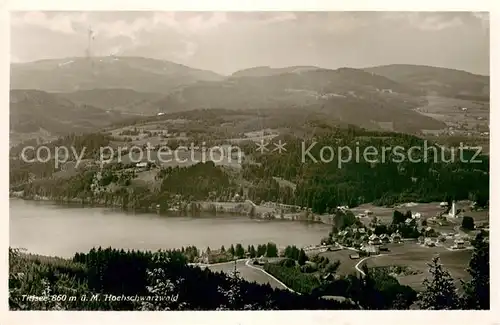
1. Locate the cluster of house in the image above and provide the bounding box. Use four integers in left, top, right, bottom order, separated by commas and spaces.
335, 226, 404, 257
367, 232, 402, 245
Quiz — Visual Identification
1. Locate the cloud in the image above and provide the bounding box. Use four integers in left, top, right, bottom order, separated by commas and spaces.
11, 11, 88, 34
382, 12, 464, 31
10, 11, 489, 75
415, 15, 463, 31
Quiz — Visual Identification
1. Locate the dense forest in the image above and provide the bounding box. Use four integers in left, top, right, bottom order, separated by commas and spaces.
244, 130, 489, 213
10, 127, 489, 214
9, 231, 489, 310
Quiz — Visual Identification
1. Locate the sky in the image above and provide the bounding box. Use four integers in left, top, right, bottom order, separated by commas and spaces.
10, 11, 490, 75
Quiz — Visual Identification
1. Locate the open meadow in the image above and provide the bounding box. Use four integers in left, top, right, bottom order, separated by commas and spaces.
206, 259, 288, 290
364, 242, 472, 291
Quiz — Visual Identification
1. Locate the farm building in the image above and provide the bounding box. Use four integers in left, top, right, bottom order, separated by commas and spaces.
362, 244, 380, 255
380, 234, 390, 244
368, 234, 381, 245
391, 232, 402, 243
349, 253, 360, 259
454, 239, 465, 249
424, 238, 436, 247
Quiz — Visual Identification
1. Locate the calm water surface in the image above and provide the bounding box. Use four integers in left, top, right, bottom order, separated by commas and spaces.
10, 199, 330, 258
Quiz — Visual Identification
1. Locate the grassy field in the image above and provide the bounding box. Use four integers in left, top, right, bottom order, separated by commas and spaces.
207, 260, 287, 290
364, 242, 472, 291
415, 96, 489, 131
315, 249, 360, 276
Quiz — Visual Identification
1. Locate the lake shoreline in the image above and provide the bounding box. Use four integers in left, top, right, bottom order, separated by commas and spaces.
10, 198, 331, 258
9, 192, 328, 224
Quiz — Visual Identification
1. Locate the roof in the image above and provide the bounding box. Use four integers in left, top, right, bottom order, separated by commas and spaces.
369, 234, 379, 240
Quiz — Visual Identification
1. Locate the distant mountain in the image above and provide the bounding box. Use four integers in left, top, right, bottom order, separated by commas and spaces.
154, 67, 444, 133
157, 67, 424, 110
9, 89, 125, 145
58, 88, 165, 115
364, 64, 489, 101
10, 56, 224, 94
231, 66, 320, 78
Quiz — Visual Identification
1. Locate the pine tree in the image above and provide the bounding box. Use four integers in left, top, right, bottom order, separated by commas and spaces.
249, 245, 257, 258
417, 256, 460, 309
298, 249, 308, 266
235, 244, 245, 258
461, 231, 489, 309
229, 244, 235, 256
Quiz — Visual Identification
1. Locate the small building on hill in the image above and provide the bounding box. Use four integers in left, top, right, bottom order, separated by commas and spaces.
349, 253, 360, 259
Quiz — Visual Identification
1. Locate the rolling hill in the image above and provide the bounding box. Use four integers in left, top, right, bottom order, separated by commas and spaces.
10, 56, 225, 94
156, 67, 424, 111
153, 67, 445, 133
58, 88, 165, 115
11, 59, 487, 136
364, 64, 489, 101
231, 66, 321, 78
9, 89, 126, 145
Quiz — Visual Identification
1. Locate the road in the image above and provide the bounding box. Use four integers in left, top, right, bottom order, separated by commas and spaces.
354, 257, 371, 276
354, 254, 388, 276
196, 258, 293, 292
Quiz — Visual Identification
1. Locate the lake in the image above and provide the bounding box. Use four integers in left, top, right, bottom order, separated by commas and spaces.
9, 199, 331, 258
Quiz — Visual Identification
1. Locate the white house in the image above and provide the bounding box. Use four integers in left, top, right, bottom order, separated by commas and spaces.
368, 234, 381, 245
136, 162, 148, 168
454, 239, 465, 249
364, 209, 373, 216
391, 232, 402, 243
338, 230, 348, 237
362, 244, 380, 255
424, 238, 435, 247
412, 212, 422, 219
380, 234, 390, 244
440, 202, 449, 207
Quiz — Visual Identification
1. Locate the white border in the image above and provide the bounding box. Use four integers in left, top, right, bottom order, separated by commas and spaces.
1, 1, 498, 324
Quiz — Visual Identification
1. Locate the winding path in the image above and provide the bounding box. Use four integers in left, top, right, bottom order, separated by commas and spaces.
244, 259, 297, 293
354, 256, 371, 276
